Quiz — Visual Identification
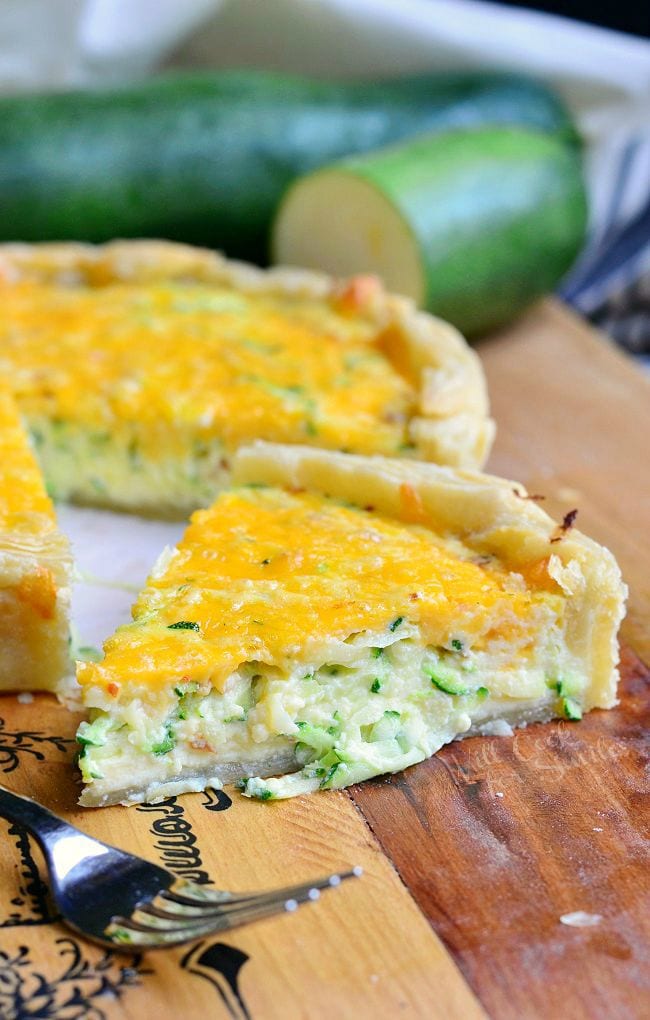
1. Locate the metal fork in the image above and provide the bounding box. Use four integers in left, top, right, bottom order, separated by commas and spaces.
0, 784, 361, 950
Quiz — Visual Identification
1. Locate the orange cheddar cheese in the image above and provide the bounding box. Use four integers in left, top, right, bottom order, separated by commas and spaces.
0, 241, 494, 517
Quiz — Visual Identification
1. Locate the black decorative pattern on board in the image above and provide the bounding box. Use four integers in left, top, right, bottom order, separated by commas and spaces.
0, 820, 57, 927
0, 937, 149, 1020
136, 796, 215, 885
0, 717, 74, 928
201, 787, 233, 812
139, 793, 252, 1017
182, 941, 251, 1020
0, 717, 74, 773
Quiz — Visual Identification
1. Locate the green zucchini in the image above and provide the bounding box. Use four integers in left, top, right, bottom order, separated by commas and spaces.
560, 696, 583, 720
0, 70, 578, 261
272, 127, 587, 335
423, 661, 472, 696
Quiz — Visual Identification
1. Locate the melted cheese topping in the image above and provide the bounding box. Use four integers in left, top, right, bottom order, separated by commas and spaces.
0, 282, 415, 457
78, 488, 555, 697
0, 389, 54, 529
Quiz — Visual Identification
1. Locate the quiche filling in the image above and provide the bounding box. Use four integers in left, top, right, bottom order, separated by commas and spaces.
0, 280, 418, 514
0, 388, 71, 691
0, 389, 55, 527
76, 486, 584, 804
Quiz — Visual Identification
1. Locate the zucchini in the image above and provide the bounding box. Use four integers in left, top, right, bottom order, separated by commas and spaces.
423, 661, 472, 696
560, 696, 583, 721
272, 126, 587, 335
0, 70, 577, 261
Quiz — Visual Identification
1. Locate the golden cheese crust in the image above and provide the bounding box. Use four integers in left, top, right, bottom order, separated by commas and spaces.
0, 239, 494, 473
233, 442, 627, 710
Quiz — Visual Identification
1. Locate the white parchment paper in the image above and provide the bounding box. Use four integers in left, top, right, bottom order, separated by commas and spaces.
57, 505, 184, 652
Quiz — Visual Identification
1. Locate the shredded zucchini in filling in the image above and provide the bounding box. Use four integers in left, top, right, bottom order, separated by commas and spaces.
76, 625, 584, 800
75, 486, 585, 804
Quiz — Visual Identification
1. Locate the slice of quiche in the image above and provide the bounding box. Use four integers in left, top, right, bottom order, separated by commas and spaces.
0, 388, 72, 691
76, 443, 625, 806
0, 240, 493, 518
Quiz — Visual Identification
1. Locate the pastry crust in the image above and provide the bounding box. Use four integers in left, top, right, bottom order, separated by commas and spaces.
0, 239, 494, 473
0, 390, 72, 691
0, 533, 72, 692
233, 442, 626, 710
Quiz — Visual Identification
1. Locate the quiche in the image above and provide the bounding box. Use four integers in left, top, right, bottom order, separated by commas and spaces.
0, 240, 493, 518
0, 388, 72, 691
75, 443, 625, 806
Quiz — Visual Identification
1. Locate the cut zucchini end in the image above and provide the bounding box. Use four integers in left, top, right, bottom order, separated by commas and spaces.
272, 169, 426, 305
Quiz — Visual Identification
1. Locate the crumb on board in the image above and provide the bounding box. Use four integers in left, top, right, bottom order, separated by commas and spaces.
560, 912, 603, 927
17, 692, 34, 704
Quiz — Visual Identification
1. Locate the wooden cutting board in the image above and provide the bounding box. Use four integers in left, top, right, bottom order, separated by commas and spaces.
0, 299, 648, 1020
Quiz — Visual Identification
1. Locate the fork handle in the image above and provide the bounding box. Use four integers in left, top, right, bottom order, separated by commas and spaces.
0, 783, 72, 845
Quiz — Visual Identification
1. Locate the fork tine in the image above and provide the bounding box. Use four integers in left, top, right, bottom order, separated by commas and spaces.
137, 870, 359, 925
106, 895, 294, 946
106, 867, 362, 947
135, 901, 209, 922
109, 915, 206, 935
194, 869, 359, 918
126, 889, 310, 936
161, 868, 362, 912
105, 917, 220, 947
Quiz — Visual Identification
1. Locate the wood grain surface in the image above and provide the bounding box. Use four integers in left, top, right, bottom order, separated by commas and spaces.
0, 299, 647, 1020
350, 646, 650, 1020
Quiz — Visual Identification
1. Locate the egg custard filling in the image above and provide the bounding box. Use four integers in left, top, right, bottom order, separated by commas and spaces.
0, 241, 493, 518
75, 444, 625, 806
0, 388, 72, 691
